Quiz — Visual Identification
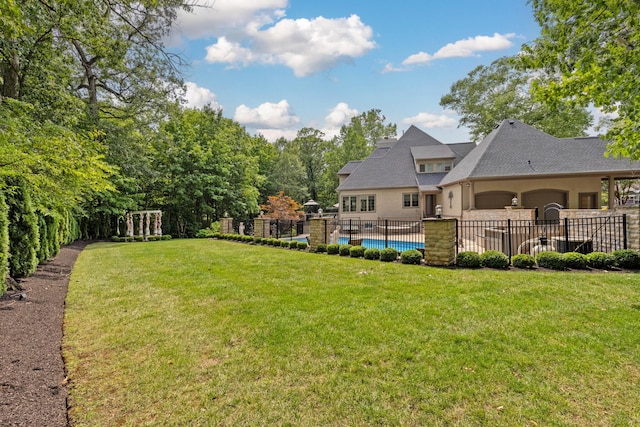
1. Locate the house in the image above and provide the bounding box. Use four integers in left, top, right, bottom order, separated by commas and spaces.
336, 119, 640, 220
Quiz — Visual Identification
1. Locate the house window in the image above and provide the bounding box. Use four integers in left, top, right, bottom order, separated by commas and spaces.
419, 164, 426, 173
403, 193, 419, 208
343, 195, 375, 212
360, 195, 375, 212
342, 196, 357, 212
445, 164, 451, 171
427, 163, 433, 172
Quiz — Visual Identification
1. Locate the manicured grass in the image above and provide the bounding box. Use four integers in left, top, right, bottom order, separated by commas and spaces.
64, 239, 640, 426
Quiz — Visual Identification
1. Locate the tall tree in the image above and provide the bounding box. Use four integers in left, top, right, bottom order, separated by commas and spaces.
523, 0, 640, 159
292, 128, 328, 202
319, 109, 396, 206
440, 56, 592, 141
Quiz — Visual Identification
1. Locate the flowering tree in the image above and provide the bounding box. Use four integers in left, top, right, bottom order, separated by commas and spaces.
260, 191, 304, 221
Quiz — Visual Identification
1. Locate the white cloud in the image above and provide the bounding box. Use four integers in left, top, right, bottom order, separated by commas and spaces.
403, 33, 516, 66
204, 14, 376, 76
325, 103, 358, 129
234, 100, 300, 129
381, 62, 408, 74
205, 37, 255, 65
255, 128, 299, 142
402, 112, 457, 129
183, 82, 222, 109
172, 0, 288, 41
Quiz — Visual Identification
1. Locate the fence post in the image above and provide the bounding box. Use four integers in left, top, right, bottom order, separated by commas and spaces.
385, 219, 389, 248
623, 214, 628, 249
309, 218, 329, 251
423, 218, 457, 266
507, 219, 512, 260
563, 218, 570, 253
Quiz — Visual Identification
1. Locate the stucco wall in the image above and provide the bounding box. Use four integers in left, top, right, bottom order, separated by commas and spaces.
339, 187, 422, 220
442, 175, 603, 216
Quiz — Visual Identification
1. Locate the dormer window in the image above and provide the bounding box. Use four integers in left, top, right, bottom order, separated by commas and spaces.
419, 164, 426, 173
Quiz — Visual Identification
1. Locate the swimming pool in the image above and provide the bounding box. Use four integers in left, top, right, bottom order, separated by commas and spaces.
337, 237, 423, 252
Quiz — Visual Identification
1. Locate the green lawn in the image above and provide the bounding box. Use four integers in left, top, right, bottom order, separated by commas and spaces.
64, 239, 640, 426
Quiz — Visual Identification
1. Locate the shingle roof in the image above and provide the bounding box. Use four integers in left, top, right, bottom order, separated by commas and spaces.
337, 161, 363, 175
439, 119, 640, 186
337, 125, 448, 191
410, 145, 455, 160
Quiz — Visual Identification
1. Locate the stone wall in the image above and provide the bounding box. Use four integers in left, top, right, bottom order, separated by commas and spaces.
423, 218, 457, 266
462, 207, 536, 221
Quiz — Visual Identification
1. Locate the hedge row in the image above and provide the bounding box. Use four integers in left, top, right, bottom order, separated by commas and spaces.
0, 177, 82, 294
456, 249, 640, 271
111, 235, 173, 242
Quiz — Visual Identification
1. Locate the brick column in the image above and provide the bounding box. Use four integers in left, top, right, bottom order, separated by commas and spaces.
220, 218, 234, 234
309, 218, 329, 250
253, 218, 269, 238
423, 218, 457, 266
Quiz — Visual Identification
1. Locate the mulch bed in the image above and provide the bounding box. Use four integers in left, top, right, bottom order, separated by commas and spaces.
0, 241, 88, 427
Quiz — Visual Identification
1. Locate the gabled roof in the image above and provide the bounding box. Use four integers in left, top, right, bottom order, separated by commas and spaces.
439, 119, 640, 186
411, 145, 455, 160
337, 125, 450, 191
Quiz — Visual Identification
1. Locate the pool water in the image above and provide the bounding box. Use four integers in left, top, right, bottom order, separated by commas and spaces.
337, 237, 423, 252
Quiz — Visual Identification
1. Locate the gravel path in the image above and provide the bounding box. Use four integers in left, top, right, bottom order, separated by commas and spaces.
0, 241, 87, 427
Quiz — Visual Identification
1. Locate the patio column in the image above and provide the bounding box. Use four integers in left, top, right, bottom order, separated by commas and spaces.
608, 175, 616, 209
467, 182, 475, 210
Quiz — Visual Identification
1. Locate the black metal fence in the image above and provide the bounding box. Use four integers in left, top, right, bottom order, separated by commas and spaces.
329, 219, 425, 252
457, 215, 628, 259
267, 219, 305, 239
233, 219, 254, 236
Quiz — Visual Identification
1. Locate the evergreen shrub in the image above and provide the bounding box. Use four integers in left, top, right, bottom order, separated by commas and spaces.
511, 253, 536, 269
327, 244, 340, 255
456, 251, 481, 268
339, 244, 352, 256
349, 245, 366, 258
536, 251, 566, 270
586, 251, 615, 269
563, 252, 588, 270
380, 247, 399, 262
400, 249, 422, 265
316, 243, 327, 253
364, 248, 380, 260
612, 249, 640, 269
480, 250, 509, 269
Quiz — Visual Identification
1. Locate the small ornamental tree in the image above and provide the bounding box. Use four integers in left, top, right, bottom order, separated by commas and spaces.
260, 191, 304, 221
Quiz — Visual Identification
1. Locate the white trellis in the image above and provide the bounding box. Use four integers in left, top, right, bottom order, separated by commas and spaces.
126, 210, 162, 239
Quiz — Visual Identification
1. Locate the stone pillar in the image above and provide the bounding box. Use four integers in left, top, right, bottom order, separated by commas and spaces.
423, 218, 457, 266
138, 214, 144, 237
220, 218, 234, 234
616, 206, 640, 251
253, 218, 269, 238
145, 212, 151, 237
309, 218, 329, 250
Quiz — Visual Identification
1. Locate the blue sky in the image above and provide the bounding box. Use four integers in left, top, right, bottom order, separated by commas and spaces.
169, 0, 541, 143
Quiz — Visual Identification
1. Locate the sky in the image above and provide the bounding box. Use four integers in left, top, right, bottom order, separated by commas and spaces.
168, 0, 542, 143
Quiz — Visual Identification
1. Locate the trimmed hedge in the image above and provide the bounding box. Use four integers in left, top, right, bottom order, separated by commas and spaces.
536, 251, 566, 270
612, 249, 640, 269
5, 176, 39, 278
380, 247, 399, 262
563, 252, 588, 270
296, 241, 308, 250
364, 248, 380, 260
0, 192, 8, 294
316, 243, 327, 253
400, 249, 422, 265
586, 251, 615, 270
339, 244, 352, 257
327, 244, 340, 255
480, 250, 509, 269
349, 245, 366, 258
456, 251, 481, 268
511, 253, 536, 269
